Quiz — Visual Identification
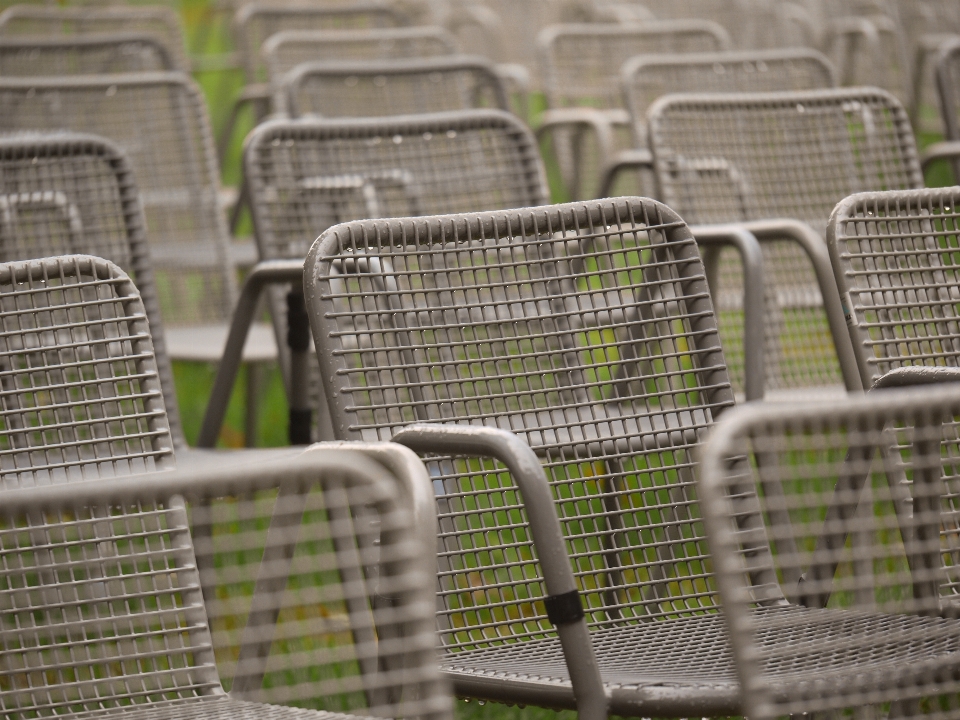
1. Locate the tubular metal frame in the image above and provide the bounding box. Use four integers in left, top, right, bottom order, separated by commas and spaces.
0, 31, 180, 74
923, 37, 960, 181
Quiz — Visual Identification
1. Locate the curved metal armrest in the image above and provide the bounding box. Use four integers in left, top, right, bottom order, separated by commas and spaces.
598, 147, 654, 199
920, 140, 960, 178
392, 423, 608, 720
494, 62, 531, 120
217, 82, 272, 165
871, 365, 960, 391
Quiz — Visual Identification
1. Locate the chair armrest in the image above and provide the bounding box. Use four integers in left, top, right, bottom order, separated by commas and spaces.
871, 365, 960, 390
598, 148, 654, 199
920, 140, 960, 177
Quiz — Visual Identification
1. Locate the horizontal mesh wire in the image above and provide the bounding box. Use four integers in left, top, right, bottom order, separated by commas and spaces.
0, 255, 173, 488
285, 57, 509, 121
189, 474, 449, 718
648, 88, 923, 394
537, 22, 731, 111
0, 74, 236, 328
0, 34, 175, 76
264, 28, 458, 87
0, 134, 183, 443
305, 198, 736, 649
937, 38, 960, 140
699, 388, 960, 720
0, 6, 188, 71
234, 3, 403, 83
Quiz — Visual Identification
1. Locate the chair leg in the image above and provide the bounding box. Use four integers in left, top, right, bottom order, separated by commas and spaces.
245, 361, 262, 448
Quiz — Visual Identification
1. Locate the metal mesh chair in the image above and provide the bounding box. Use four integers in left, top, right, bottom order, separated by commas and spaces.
0, 253, 452, 719
700, 383, 960, 720
0, 73, 277, 379
282, 55, 509, 119
535, 20, 731, 200
647, 88, 922, 397
924, 37, 960, 181
0, 4, 189, 71
263, 27, 459, 88
827, 185, 960, 392
0, 32, 178, 74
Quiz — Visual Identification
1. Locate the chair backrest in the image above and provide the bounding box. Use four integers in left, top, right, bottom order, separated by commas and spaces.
622, 49, 837, 134
283, 55, 510, 119
537, 21, 732, 110
304, 197, 736, 648
0, 5, 188, 71
0, 254, 174, 490
0, 72, 237, 330
264, 26, 459, 86
247, 109, 548, 263
936, 36, 960, 140
827, 186, 960, 389
0, 132, 184, 445
648, 88, 922, 393
699, 384, 960, 720
234, 1, 404, 83
0, 32, 178, 75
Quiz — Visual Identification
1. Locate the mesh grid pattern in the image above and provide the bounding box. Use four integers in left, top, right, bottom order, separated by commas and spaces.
648, 88, 923, 394
700, 388, 960, 720
285, 57, 508, 120
0, 134, 182, 444
0, 6, 187, 71
264, 28, 457, 87
0, 255, 173, 489
305, 198, 736, 652
538, 21, 732, 111
233, 2, 402, 83
936, 38, 960, 141
0, 33, 176, 75
0, 73, 236, 328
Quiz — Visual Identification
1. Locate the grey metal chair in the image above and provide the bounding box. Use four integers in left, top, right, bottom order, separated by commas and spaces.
0, 31, 179, 74
923, 37, 960, 181
0, 4, 189, 71
202, 109, 548, 447
0, 253, 451, 718
0, 75, 278, 445
535, 20, 731, 200
646, 87, 925, 400
699, 381, 960, 720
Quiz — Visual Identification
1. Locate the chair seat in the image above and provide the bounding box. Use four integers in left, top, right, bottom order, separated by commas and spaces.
441, 607, 960, 717
165, 322, 278, 364
68, 695, 375, 720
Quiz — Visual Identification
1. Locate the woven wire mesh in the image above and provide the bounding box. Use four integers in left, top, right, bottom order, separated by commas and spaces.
0, 255, 173, 489
0, 73, 237, 329
0, 5, 188, 71
0, 133, 183, 444
234, 2, 403, 84
936, 38, 960, 141
0, 33, 176, 75
264, 28, 458, 87
284, 56, 509, 120
305, 198, 736, 658
648, 88, 923, 395
700, 388, 960, 720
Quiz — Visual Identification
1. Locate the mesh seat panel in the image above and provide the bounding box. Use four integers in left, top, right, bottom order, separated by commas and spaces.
648, 88, 923, 394
0, 73, 237, 329
284, 56, 509, 119
264, 27, 458, 86
0, 33, 176, 75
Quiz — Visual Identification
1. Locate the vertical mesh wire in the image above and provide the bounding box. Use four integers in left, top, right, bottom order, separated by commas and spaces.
285, 57, 509, 120
305, 198, 737, 650
264, 28, 458, 87
936, 38, 960, 141
0, 74, 237, 329
0, 33, 175, 75
700, 388, 960, 720
648, 88, 923, 395
0, 6, 188, 71
0, 134, 183, 444
0, 255, 173, 489
233, 2, 403, 84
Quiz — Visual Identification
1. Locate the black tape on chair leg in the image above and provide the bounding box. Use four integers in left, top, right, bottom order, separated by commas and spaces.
544, 589, 585, 625
287, 291, 310, 352
289, 408, 312, 445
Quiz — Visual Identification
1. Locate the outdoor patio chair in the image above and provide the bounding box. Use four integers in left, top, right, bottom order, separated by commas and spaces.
923, 36, 960, 181
535, 20, 731, 200
0, 4, 189, 71
202, 109, 548, 447
699, 381, 960, 720
0, 252, 451, 717
600, 47, 838, 198
0, 76, 278, 445
824, 13, 912, 102
302, 195, 960, 720
645, 87, 934, 400
0, 31, 179, 75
